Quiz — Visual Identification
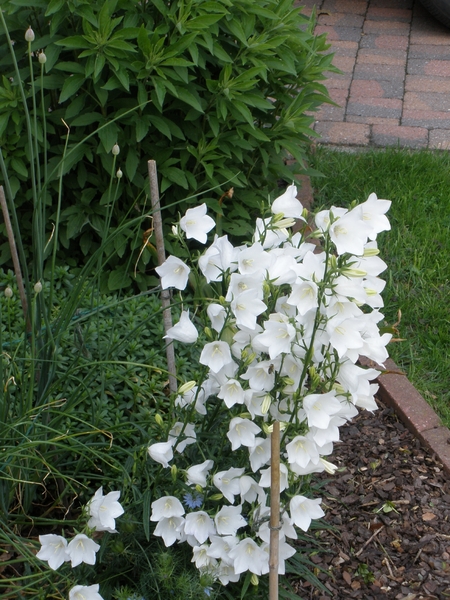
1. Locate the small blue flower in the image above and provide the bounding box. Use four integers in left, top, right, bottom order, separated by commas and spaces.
204, 587, 212, 597
183, 492, 204, 509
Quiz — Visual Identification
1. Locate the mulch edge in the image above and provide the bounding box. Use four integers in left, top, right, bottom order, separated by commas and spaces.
296, 175, 450, 478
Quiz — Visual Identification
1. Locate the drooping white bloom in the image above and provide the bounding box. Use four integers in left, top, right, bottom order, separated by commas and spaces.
151, 495, 185, 521
87, 487, 124, 533
192, 544, 217, 569
359, 193, 391, 239
259, 463, 289, 491
184, 511, 216, 544
329, 207, 371, 256
252, 314, 296, 359
69, 584, 104, 600
290, 496, 325, 532
66, 534, 100, 567
228, 537, 268, 575
199, 341, 233, 373
286, 435, 320, 469
271, 184, 304, 220
241, 360, 276, 392
208, 535, 239, 563
186, 459, 214, 487
214, 505, 247, 536
248, 437, 272, 472
227, 417, 261, 450
36, 534, 70, 570
179, 203, 215, 243
155, 255, 190, 290
168, 422, 196, 453
164, 311, 198, 343
302, 391, 342, 429
147, 440, 174, 467
237, 242, 272, 275
230, 290, 267, 330
154, 516, 185, 546
218, 379, 245, 408
207, 303, 227, 332
213, 467, 245, 503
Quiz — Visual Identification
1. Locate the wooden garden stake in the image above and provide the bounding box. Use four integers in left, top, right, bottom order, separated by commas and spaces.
0, 185, 28, 323
269, 420, 281, 600
147, 160, 177, 395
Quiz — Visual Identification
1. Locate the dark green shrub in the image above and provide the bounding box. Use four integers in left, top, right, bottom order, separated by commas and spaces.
0, 0, 334, 290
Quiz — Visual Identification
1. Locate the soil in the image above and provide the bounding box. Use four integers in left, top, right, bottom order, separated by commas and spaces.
294, 398, 450, 600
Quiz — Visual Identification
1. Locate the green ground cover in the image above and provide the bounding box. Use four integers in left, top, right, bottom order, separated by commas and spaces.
310, 148, 450, 427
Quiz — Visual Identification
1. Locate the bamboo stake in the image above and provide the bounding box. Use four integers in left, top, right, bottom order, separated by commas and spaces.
0, 185, 28, 322
147, 160, 177, 395
269, 420, 281, 600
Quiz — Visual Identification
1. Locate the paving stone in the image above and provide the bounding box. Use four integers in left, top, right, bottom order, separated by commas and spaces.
424, 60, 450, 77
360, 33, 409, 51
408, 44, 450, 59
357, 52, 407, 66
353, 62, 406, 80
372, 124, 428, 148
402, 109, 450, 129
347, 115, 400, 126
429, 129, 450, 149
405, 75, 450, 94
347, 97, 402, 119
363, 19, 411, 34
366, 6, 412, 20
323, 74, 354, 90
409, 29, 450, 46
318, 12, 365, 28
407, 58, 431, 75
320, 0, 368, 15
314, 121, 370, 146
315, 25, 364, 42
404, 90, 450, 112
350, 79, 403, 99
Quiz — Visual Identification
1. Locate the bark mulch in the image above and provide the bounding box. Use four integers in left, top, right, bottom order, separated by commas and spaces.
294, 398, 450, 600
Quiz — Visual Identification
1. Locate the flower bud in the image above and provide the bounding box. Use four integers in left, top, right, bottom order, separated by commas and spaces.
363, 246, 380, 257
195, 484, 203, 494
261, 395, 271, 415
283, 377, 295, 387
171, 224, 179, 236
209, 493, 223, 501
342, 267, 367, 278
116, 168, 123, 179
25, 27, 35, 42
327, 255, 338, 270
34, 281, 42, 293
239, 412, 252, 420
112, 143, 120, 156
301, 207, 309, 220
204, 326, 213, 340
251, 574, 259, 586
178, 380, 196, 395
4, 286, 13, 298
154, 413, 164, 426
273, 217, 296, 229
171, 464, 177, 482
38, 52, 47, 64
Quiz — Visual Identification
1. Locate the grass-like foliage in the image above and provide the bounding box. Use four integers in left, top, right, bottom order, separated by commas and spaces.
0, 0, 335, 291
310, 147, 450, 426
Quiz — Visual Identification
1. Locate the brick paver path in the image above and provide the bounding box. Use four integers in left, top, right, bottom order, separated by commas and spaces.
300, 0, 450, 148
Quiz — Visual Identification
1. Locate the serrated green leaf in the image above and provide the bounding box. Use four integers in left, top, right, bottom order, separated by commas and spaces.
74, 5, 98, 27
59, 74, 85, 103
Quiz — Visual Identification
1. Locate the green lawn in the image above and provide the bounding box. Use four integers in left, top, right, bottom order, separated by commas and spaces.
310, 148, 450, 427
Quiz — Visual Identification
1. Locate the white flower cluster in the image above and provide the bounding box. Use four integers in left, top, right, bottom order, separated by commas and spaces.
36, 487, 124, 599
149, 186, 391, 584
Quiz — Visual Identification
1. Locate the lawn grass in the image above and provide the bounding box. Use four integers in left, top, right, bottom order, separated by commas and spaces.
309, 148, 450, 427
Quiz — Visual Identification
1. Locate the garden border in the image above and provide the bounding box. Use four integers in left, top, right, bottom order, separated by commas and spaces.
297, 176, 450, 477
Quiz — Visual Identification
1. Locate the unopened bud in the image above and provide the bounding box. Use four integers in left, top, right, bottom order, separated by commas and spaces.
204, 326, 213, 340
112, 143, 120, 156
195, 484, 203, 494
4, 286, 13, 298
274, 217, 296, 229
178, 380, 196, 395
239, 412, 252, 420
116, 168, 123, 179
261, 395, 271, 414
328, 255, 338, 270
25, 27, 35, 42
320, 457, 338, 474
363, 246, 380, 257
342, 267, 367, 278
301, 207, 309, 220
154, 413, 164, 426
171, 224, 179, 236
283, 377, 295, 387
38, 52, 47, 64
250, 574, 259, 586
171, 464, 177, 482
209, 493, 223, 501
34, 281, 43, 293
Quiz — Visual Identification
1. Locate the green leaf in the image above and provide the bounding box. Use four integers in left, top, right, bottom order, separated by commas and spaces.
98, 121, 119, 153
70, 113, 102, 127
10, 157, 28, 178
135, 119, 149, 143
161, 166, 188, 189
185, 14, 224, 30
148, 115, 171, 140
125, 148, 139, 181
108, 267, 131, 291
173, 87, 204, 113
142, 489, 151, 541
115, 68, 130, 91
59, 74, 85, 103
53, 61, 86, 75
80, 232, 92, 256
55, 35, 91, 49
45, 0, 65, 16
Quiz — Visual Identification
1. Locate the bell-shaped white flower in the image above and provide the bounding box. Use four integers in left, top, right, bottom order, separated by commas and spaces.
199, 341, 233, 373
164, 311, 198, 343
286, 435, 320, 469
259, 463, 288, 491
207, 303, 227, 332
360, 193, 391, 239
186, 459, 214, 487
252, 314, 296, 359
290, 496, 324, 532
208, 534, 239, 564
231, 290, 267, 330
69, 584, 104, 600
147, 440, 174, 467
192, 544, 218, 569
213, 467, 245, 503
179, 203, 215, 243
271, 184, 304, 219
228, 537, 268, 575
36, 534, 70, 570
151, 495, 185, 521
87, 487, 124, 533
302, 391, 342, 429
155, 255, 190, 290
154, 516, 185, 546
227, 417, 261, 450
218, 379, 245, 408
214, 505, 247, 536
66, 534, 100, 567
248, 437, 271, 472
168, 422, 196, 453
184, 511, 216, 544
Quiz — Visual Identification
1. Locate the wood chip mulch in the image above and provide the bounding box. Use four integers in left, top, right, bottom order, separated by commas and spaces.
294, 398, 450, 600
